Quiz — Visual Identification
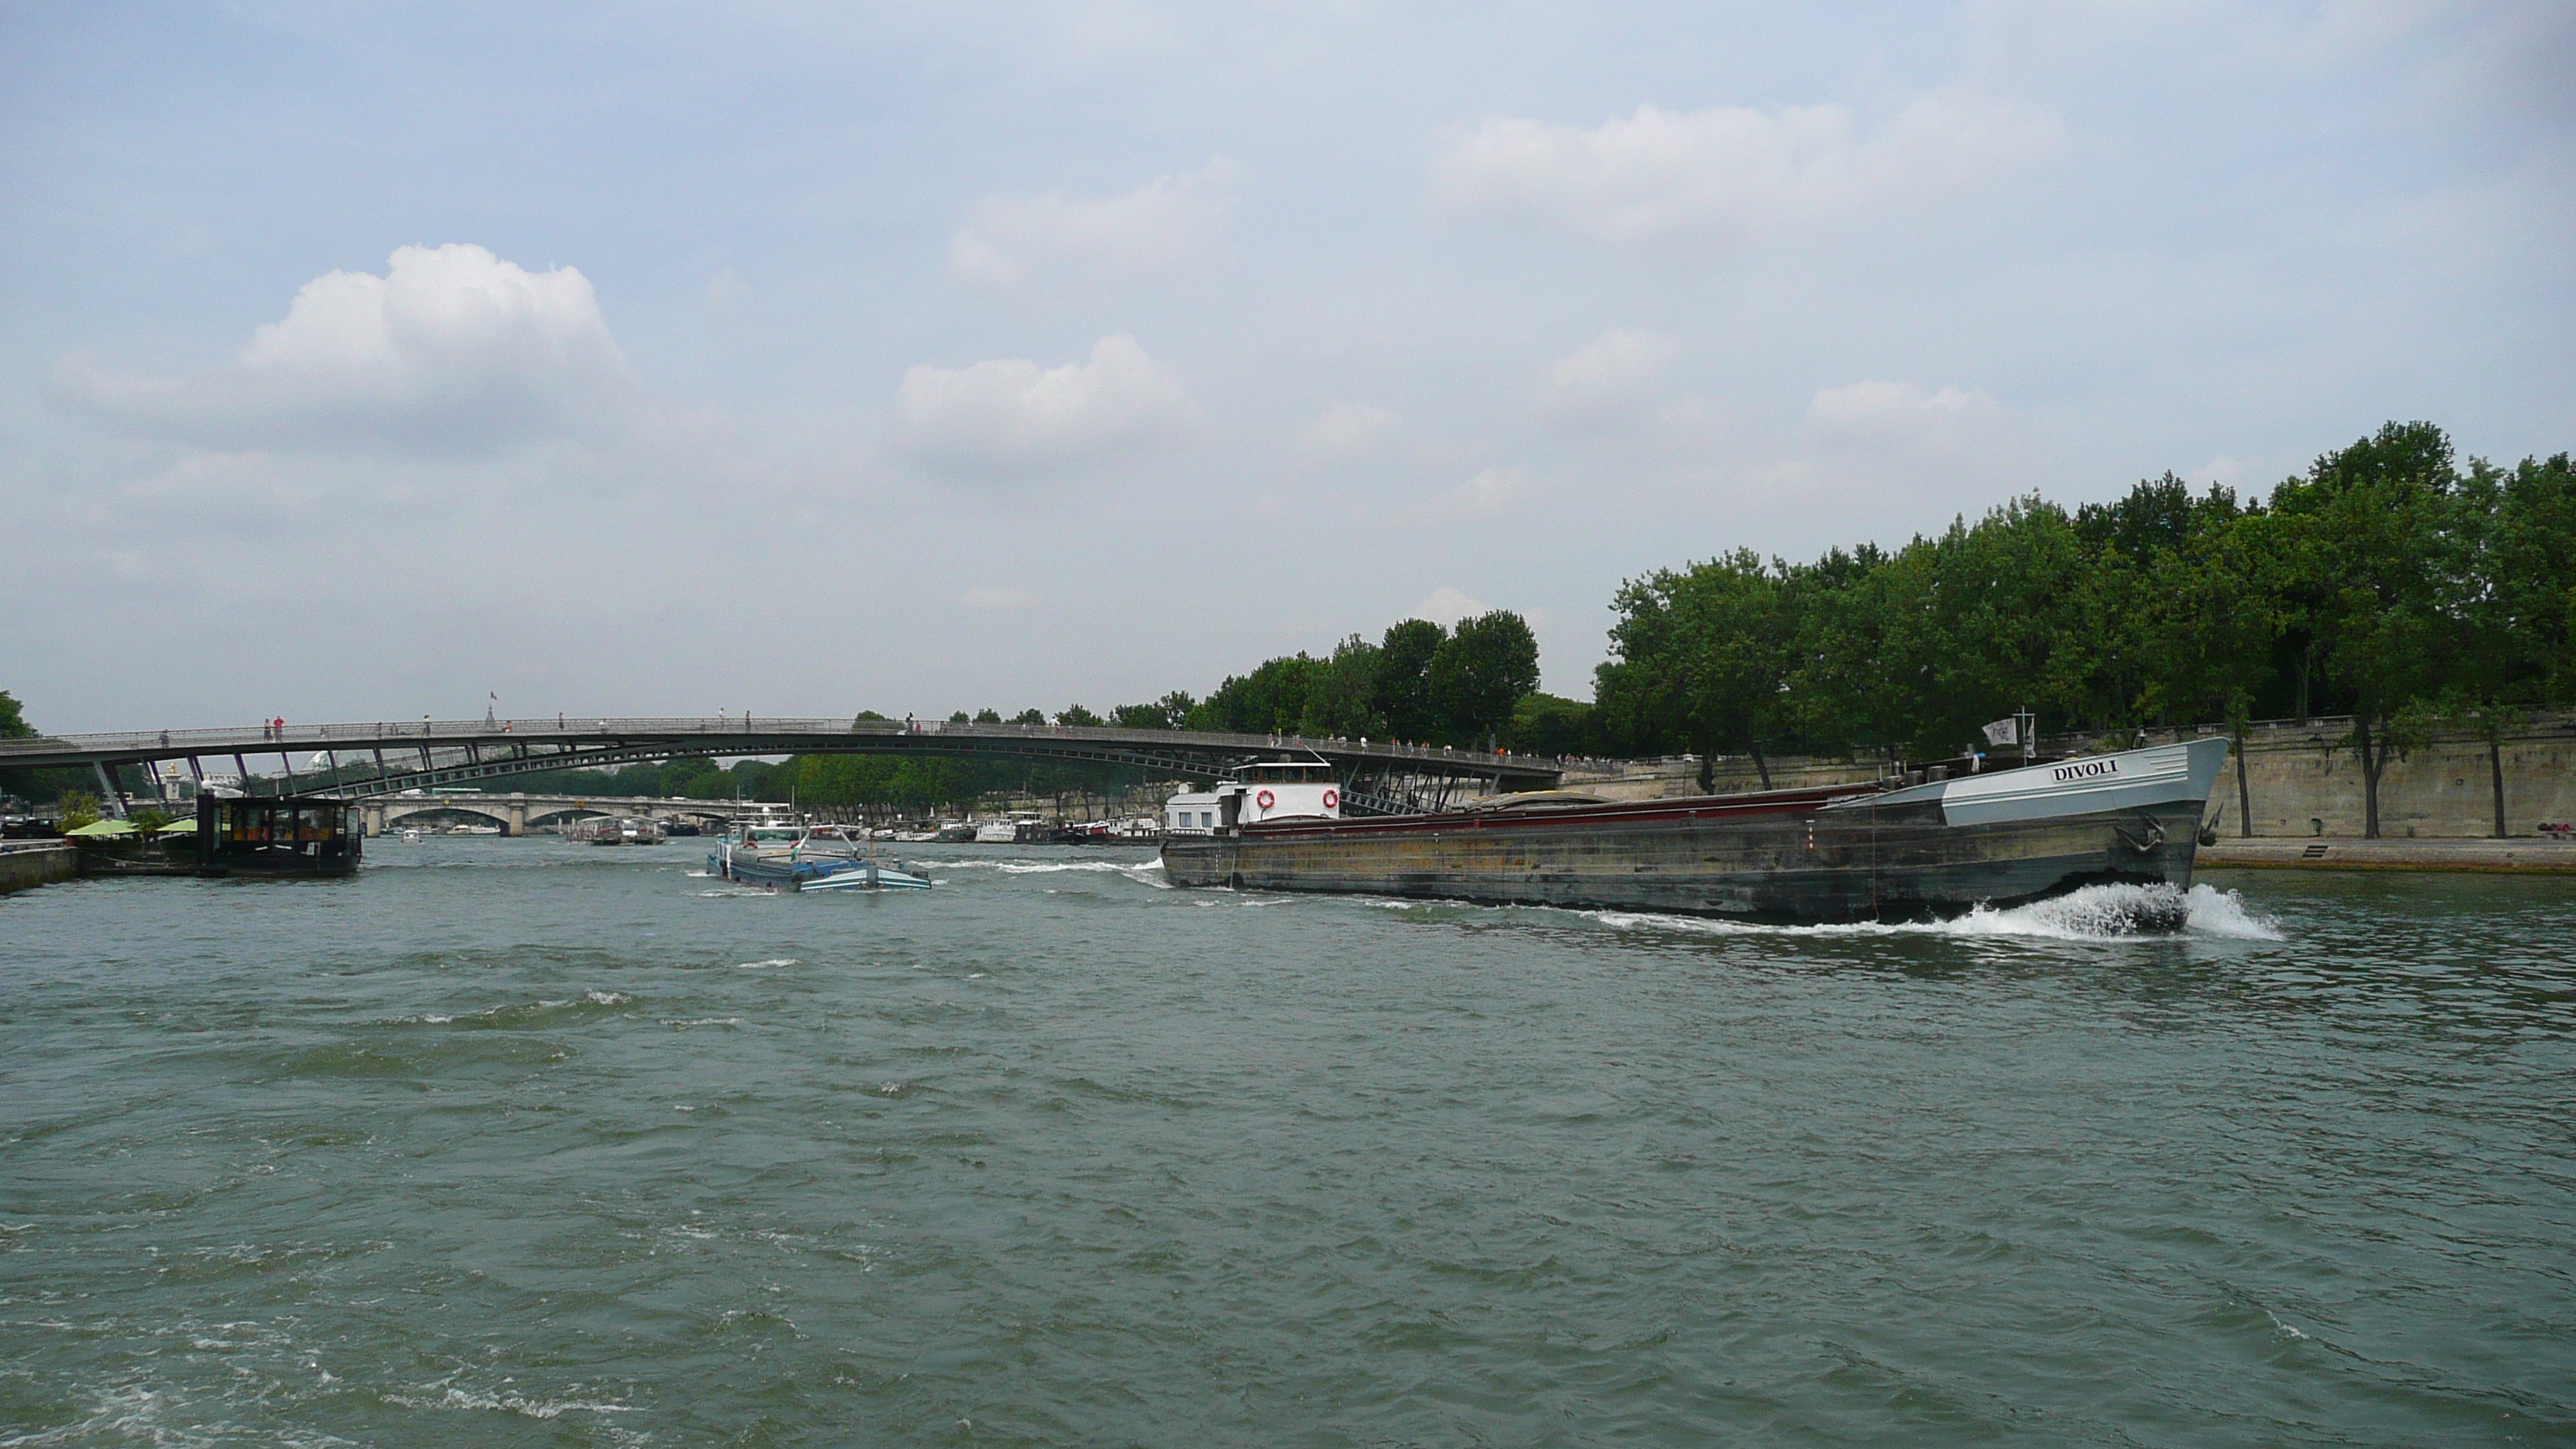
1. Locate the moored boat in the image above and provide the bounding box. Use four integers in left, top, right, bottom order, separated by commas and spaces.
1160, 740, 2229, 924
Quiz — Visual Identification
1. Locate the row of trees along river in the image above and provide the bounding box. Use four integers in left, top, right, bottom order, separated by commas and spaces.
5, 423, 2566, 836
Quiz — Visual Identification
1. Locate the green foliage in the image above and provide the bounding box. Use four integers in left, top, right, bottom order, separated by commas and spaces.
1372, 620, 1446, 741
57, 789, 101, 831
0, 690, 31, 740
1011, 708, 1046, 725
1057, 704, 1105, 728
1503, 694, 1596, 757
1299, 635, 1383, 737
1195, 655, 1321, 734
1597, 550, 1788, 770
130, 807, 171, 832
973, 708, 1003, 724
1430, 611, 1541, 742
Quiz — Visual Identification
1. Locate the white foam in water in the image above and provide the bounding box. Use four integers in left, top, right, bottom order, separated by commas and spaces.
734, 958, 797, 970
1584, 882, 2282, 942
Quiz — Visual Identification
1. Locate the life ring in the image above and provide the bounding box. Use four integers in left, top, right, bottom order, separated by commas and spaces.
1321, 789, 1339, 809
1255, 789, 1276, 810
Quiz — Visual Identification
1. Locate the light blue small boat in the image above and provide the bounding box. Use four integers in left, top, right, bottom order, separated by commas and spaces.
711, 827, 932, 892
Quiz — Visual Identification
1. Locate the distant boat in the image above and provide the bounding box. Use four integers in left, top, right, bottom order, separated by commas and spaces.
975, 814, 1048, 844
571, 817, 664, 845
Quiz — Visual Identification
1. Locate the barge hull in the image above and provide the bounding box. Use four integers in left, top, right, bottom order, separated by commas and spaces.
1161, 739, 2226, 924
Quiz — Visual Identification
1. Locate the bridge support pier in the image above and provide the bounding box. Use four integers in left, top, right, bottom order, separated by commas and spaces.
506, 795, 527, 838
361, 802, 385, 838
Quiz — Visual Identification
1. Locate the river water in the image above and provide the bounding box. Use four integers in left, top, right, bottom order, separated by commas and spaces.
2, 839, 2570, 1446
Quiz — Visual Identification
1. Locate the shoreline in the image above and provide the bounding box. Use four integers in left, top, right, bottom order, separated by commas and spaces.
2198, 837, 2576, 873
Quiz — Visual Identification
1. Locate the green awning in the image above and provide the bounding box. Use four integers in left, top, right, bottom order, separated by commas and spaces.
152, 817, 199, 833
64, 818, 138, 836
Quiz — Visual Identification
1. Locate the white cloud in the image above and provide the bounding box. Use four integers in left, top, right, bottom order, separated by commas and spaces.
1536, 329, 1681, 423
1407, 585, 1488, 627
963, 587, 1035, 608
951, 158, 1242, 286
892, 334, 1197, 476
1432, 92, 2059, 245
1299, 401, 1402, 457
59, 244, 634, 455
704, 268, 747, 317
1801, 379, 2010, 447
1762, 380, 2038, 509
1406, 465, 1537, 522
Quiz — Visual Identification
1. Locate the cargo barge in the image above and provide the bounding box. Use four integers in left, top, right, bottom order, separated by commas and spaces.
1160, 738, 2229, 923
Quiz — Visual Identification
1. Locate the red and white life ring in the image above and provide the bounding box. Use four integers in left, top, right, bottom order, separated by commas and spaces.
1255, 789, 1276, 810
1321, 788, 1339, 809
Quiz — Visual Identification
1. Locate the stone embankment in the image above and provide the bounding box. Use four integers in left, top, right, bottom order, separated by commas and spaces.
2198, 838, 2576, 872
1, 841, 78, 894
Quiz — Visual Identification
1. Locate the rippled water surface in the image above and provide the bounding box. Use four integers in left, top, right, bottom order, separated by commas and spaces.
3, 840, 2571, 1445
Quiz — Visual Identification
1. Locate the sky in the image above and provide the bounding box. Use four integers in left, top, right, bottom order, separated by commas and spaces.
4, 1, 2570, 733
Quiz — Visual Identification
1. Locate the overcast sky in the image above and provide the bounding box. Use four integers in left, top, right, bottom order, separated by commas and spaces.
5, 2, 2569, 733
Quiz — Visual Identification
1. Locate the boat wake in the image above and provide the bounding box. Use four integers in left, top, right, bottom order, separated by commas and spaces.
1582, 884, 2281, 942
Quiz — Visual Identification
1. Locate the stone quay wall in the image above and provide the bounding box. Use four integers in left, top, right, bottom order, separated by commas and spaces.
1559, 713, 2576, 839
0, 842, 78, 894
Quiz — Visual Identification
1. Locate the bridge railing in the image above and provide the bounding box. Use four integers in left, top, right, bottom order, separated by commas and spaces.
0, 716, 1564, 775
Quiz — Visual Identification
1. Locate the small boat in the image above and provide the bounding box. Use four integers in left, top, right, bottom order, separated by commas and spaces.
574, 816, 665, 845
707, 825, 931, 892
974, 814, 1049, 844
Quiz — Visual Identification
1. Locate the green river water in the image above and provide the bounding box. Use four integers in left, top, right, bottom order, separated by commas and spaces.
2, 839, 2570, 1445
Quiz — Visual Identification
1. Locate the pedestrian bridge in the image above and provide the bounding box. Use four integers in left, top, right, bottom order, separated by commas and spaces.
3, 714, 1563, 818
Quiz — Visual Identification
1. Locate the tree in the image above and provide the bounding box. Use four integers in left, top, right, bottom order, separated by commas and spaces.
1372, 620, 1446, 742
1430, 610, 1540, 745
2129, 502, 2276, 834
0, 690, 31, 739
1011, 708, 1046, 725
1598, 551, 1792, 788
56, 789, 100, 831
2473, 452, 2575, 707
2448, 450, 2574, 834
1195, 655, 1321, 734
974, 708, 1003, 724
2266, 422, 2465, 837
1504, 694, 1595, 757
1057, 704, 1105, 728
1299, 635, 1383, 737
1111, 703, 1170, 730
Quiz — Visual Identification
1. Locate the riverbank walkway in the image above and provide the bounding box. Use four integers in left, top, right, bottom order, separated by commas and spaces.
2200, 837, 2576, 873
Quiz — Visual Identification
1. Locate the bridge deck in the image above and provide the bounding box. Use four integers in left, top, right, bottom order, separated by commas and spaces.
2, 717, 1562, 807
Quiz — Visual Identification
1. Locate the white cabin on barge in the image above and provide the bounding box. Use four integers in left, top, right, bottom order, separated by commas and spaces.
1167, 761, 1342, 834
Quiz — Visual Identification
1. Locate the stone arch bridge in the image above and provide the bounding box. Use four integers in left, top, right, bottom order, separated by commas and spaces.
367, 793, 758, 838
4, 714, 1563, 821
